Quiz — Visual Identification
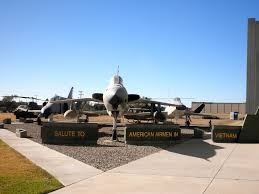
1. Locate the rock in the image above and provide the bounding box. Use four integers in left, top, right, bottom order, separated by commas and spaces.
16, 129, 27, 138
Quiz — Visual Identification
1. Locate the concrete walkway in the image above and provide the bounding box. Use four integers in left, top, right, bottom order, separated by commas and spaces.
51, 138, 259, 194
0, 129, 103, 186
2, 128, 259, 194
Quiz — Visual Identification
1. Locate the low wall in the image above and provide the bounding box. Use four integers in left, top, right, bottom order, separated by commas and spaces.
125, 124, 180, 144
212, 125, 242, 143
41, 122, 99, 144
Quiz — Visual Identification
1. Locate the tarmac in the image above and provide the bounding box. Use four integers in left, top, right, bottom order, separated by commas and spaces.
1, 128, 259, 194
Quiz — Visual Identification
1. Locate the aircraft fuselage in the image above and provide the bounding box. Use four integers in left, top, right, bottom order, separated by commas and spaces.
103, 76, 128, 116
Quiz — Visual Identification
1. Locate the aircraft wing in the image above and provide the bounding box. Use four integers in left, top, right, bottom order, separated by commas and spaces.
49, 98, 98, 103
185, 112, 216, 117
15, 108, 41, 113
125, 111, 152, 116
27, 110, 41, 113
136, 98, 182, 107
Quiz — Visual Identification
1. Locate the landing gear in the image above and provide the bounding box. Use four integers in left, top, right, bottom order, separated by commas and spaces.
76, 114, 80, 123
48, 114, 54, 122
111, 111, 119, 141
85, 115, 89, 123
37, 116, 42, 125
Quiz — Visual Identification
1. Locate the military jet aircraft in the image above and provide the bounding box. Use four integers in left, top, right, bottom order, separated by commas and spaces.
124, 97, 207, 126
47, 74, 141, 140
40, 87, 74, 121
92, 75, 141, 140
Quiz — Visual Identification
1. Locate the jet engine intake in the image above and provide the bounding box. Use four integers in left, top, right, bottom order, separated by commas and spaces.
176, 105, 186, 110
64, 110, 78, 119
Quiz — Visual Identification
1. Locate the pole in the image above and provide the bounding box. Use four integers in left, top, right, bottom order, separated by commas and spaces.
79, 91, 83, 99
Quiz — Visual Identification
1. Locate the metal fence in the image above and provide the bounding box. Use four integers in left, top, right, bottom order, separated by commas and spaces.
191, 102, 246, 114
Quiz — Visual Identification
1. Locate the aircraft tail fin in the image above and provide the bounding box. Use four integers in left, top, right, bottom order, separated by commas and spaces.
193, 103, 205, 113
68, 87, 74, 99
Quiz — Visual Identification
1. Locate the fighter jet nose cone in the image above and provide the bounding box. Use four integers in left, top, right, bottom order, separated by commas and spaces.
176, 105, 187, 110
106, 87, 127, 110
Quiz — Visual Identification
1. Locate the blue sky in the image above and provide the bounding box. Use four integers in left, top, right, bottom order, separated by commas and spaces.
0, 0, 258, 105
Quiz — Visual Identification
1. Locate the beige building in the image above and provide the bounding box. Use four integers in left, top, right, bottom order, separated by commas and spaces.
192, 102, 246, 114
246, 18, 259, 114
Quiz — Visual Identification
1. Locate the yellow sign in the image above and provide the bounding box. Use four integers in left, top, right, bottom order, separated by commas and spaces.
54, 130, 86, 138
215, 132, 237, 139
128, 131, 179, 138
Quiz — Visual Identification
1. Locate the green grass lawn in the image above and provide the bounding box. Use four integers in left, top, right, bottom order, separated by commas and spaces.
0, 140, 63, 194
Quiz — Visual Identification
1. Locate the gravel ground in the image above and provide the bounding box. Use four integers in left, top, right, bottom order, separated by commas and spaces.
4, 123, 193, 171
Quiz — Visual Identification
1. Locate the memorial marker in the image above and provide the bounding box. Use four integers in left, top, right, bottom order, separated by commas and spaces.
125, 124, 180, 144
41, 122, 99, 144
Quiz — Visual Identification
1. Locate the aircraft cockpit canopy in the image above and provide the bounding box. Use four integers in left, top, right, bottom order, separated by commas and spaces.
50, 95, 62, 101
110, 75, 123, 85
172, 97, 183, 106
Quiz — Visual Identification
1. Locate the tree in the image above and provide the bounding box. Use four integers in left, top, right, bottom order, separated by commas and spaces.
0, 96, 18, 112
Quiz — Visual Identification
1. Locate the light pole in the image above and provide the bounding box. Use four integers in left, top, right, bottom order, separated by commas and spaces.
79, 91, 83, 99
